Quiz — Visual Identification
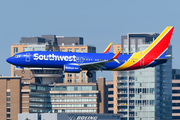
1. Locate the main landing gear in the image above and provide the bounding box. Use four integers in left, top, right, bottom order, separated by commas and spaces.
86, 71, 93, 78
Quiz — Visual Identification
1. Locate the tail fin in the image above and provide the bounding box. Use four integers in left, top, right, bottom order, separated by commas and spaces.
143, 26, 174, 59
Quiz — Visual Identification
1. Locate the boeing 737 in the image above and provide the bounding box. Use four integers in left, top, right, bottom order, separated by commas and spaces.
6, 26, 174, 78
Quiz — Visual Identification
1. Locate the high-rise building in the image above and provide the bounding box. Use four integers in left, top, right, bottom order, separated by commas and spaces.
106, 81, 114, 114
0, 76, 22, 120
113, 33, 172, 120
172, 69, 180, 120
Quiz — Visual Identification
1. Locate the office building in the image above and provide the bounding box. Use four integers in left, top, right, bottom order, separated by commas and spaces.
172, 69, 180, 120
0, 76, 108, 120
11, 35, 96, 83
13, 35, 98, 114
106, 81, 114, 114
0, 76, 22, 120
22, 77, 106, 114
113, 33, 172, 120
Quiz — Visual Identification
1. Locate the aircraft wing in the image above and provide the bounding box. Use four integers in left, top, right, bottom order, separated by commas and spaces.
78, 59, 111, 70
71, 48, 121, 70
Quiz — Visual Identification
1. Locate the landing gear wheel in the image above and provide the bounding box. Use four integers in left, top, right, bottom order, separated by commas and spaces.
21, 70, 25, 74
86, 72, 93, 78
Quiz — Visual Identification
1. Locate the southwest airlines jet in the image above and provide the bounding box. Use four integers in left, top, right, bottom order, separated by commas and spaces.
6, 26, 174, 78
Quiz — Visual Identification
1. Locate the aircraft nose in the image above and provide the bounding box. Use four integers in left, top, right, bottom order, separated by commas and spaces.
6, 57, 12, 64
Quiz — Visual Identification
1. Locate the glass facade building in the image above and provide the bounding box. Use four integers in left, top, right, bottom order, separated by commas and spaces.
114, 33, 172, 120
27, 84, 98, 113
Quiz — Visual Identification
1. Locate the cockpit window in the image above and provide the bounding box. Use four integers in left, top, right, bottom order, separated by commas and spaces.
13, 55, 20, 58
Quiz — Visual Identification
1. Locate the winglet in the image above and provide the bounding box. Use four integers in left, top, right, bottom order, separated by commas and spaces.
113, 48, 121, 59
103, 42, 113, 54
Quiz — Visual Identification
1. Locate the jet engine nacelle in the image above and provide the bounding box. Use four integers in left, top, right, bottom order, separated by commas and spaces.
64, 64, 81, 73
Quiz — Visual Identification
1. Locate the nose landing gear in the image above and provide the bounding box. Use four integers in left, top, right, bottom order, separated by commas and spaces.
21, 69, 25, 74
86, 71, 93, 78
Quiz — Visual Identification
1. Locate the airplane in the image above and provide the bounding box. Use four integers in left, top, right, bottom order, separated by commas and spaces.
6, 26, 174, 78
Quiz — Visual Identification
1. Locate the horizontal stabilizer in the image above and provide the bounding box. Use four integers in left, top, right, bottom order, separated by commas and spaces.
154, 57, 173, 61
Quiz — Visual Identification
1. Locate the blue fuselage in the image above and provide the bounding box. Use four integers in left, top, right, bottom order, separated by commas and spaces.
6, 51, 166, 71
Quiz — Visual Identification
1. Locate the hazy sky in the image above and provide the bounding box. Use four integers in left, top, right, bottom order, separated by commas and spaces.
1, 0, 180, 80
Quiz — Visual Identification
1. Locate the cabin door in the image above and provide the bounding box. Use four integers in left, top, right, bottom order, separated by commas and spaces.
26, 53, 30, 62
140, 58, 144, 66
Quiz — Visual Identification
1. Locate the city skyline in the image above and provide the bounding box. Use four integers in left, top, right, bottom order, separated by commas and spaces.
1, 1, 180, 80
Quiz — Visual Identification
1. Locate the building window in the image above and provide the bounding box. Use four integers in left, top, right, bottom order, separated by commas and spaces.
81, 48, 86, 53
13, 66, 16, 70
7, 92, 10, 96
108, 91, 113, 94
61, 49, 65, 52
67, 86, 81, 91
7, 114, 10, 118
41, 47, 46, 51
75, 73, 79, 77
67, 48, 72, 52
7, 98, 10, 101
68, 79, 72, 83
13, 47, 18, 54
7, 108, 10, 112
75, 78, 79, 83
130, 47, 135, 53
172, 83, 180, 87
34, 47, 41, 51
108, 85, 113, 88
150, 88, 154, 93
82, 86, 96, 91
28, 47, 33, 51
81, 72, 85, 77
74, 48, 79, 52
81, 72, 86, 82
84, 104, 87, 107
108, 98, 113, 101
7, 103, 10, 107
67, 73, 72, 77
92, 47, 96, 53
23, 47, 27, 52
108, 104, 113, 107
